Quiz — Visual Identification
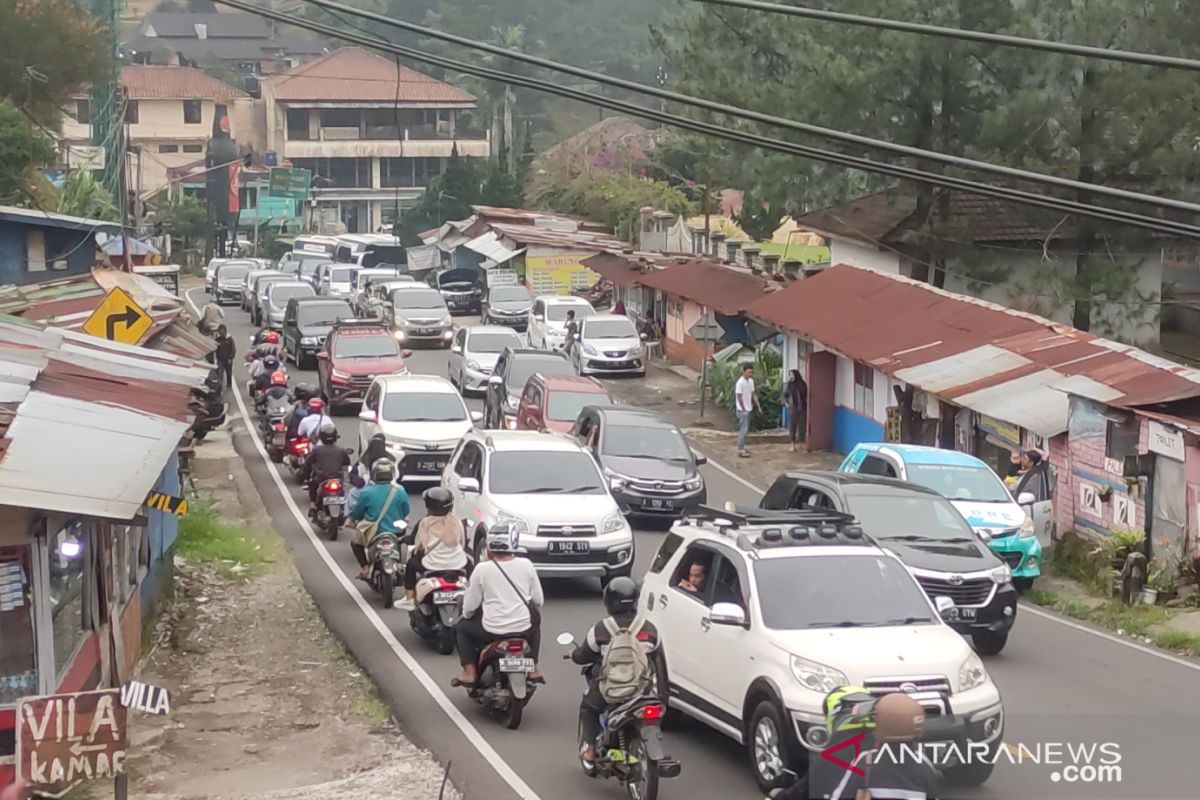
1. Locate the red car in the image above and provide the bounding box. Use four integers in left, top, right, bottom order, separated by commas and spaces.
317, 319, 412, 411
515, 373, 613, 433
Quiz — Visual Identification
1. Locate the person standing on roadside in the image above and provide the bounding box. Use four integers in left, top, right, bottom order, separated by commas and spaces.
199, 297, 224, 335
784, 368, 808, 453
214, 324, 235, 390
735, 363, 760, 458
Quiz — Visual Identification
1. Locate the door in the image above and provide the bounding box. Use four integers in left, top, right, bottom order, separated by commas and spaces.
652, 543, 717, 701
450, 328, 467, 381
358, 380, 383, 448
529, 299, 545, 345
487, 353, 509, 425
703, 553, 755, 719
516, 381, 543, 430
283, 302, 298, 353
807, 350, 836, 451
1151, 454, 1187, 557
1015, 464, 1055, 547
447, 442, 485, 536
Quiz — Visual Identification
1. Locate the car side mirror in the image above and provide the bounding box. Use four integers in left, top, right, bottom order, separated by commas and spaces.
488, 375, 504, 386
316, 351, 329, 360
358, 409, 377, 423
470, 410, 483, 423
708, 602, 747, 628
451, 345, 463, 354
459, 477, 480, 494
934, 596, 955, 616
1017, 491, 1036, 506
692, 451, 707, 465
401, 349, 413, 358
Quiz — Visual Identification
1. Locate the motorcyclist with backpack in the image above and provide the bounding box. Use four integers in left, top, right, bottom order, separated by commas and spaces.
286, 384, 315, 439
249, 354, 283, 397
570, 577, 660, 765
255, 370, 291, 415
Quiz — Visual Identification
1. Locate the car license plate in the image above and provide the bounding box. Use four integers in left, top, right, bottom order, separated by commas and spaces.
416, 458, 447, 472
272, 433, 285, 446
323, 496, 344, 506
646, 498, 674, 510
957, 607, 977, 620
499, 657, 534, 673
433, 591, 461, 604
548, 540, 591, 555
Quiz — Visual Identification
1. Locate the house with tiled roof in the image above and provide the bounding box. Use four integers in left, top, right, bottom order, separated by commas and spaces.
62, 65, 251, 199
261, 48, 489, 233
793, 189, 1166, 349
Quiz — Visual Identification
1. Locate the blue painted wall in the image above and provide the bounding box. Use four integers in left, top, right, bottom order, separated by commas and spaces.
139, 452, 180, 611
833, 406, 885, 454
0, 221, 96, 285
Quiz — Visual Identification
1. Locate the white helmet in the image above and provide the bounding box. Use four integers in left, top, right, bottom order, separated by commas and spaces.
486, 521, 519, 554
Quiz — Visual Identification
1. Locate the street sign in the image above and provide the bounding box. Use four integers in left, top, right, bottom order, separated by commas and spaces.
267, 166, 312, 201
120, 680, 171, 716
145, 490, 189, 516
486, 269, 518, 287
17, 689, 128, 795
66, 145, 106, 170
688, 315, 723, 341
81, 287, 153, 344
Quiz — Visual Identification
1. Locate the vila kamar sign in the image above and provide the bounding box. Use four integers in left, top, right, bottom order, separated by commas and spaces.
17, 689, 128, 794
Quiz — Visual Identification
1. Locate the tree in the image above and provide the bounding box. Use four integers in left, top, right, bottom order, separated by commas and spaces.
57, 170, 118, 221
153, 195, 208, 256
734, 189, 779, 242
0, 102, 56, 207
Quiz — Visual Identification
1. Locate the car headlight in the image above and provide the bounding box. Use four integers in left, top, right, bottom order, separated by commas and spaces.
300, 336, 317, 346
466, 359, 480, 371
1019, 515, 1036, 538
601, 510, 626, 534
684, 476, 703, 491
505, 394, 519, 410
602, 467, 629, 491
394, 330, 406, 341
330, 368, 351, 380
582, 344, 599, 356
958, 652, 988, 691
440, 315, 452, 326
495, 510, 530, 536
790, 655, 848, 694
990, 564, 1012, 585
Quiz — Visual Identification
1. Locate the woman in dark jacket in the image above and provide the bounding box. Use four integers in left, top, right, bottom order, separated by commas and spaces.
784, 369, 807, 452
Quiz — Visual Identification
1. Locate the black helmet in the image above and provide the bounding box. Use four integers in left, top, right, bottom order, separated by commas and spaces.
262, 354, 280, 371
422, 487, 454, 516
603, 576, 640, 616
293, 383, 312, 402
318, 420, 338, 444
204, 371, 222, 392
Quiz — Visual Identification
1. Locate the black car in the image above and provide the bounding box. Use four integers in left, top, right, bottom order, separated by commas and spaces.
484, 347, 573, 429
282, 296, 353, 369
759, 471, 1018, 654
430, 267, 483, 315
481, 284, 534, 330
572, 406, 707, 517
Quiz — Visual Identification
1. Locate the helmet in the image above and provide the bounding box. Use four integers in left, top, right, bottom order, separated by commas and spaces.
307, 397, 325, 413
370, 457, 396, 484
270, 370, 288, 387
422, 487, 454, 517
204, 371, 222, 392
262, 354, 280, 371
873, 693, 925, 742
293, 383, 312, 402
603, 576, 640, 616
485, 521, 518, 554
263, 330, 280, 344
318, 420, 338, 444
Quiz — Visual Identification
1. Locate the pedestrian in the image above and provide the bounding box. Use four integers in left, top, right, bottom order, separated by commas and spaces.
214, 324, 235, 390
199, 298, 224, 336
613, 299, 627, 315
784, 368, 807, 453
735, 363, 760, 458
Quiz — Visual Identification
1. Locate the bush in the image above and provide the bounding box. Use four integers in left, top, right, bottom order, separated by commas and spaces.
701, 344, 782, 430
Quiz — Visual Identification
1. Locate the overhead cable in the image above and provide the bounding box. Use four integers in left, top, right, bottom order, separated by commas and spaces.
214, 0, 1200, 240
273, 0, 1200, 218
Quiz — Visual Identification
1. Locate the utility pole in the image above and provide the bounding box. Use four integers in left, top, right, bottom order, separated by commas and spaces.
89, 0, 122, 201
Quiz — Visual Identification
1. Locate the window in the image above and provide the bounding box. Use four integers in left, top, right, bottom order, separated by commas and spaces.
487, 451, 605, 495
0, 547, 37, 705
50, 522, 87, 676
75, 99, 91, 124
711, 556, 745, 609
158, 144, 179, 153
125, 100, 139, 124
332, 333, 398, 359
454, 443, 482, 480
183, 99, 202, 124
380, 391, 466, 423
853, 362, 874, 416
183, 144, 203, 153
287, 108, 311, 141
1106, 417, 1139, 459
648, 533, 684, 574
844, 494, 977, 543
859, 454, 897, 478
320, 108, 360, 129
670, 546, 715, 601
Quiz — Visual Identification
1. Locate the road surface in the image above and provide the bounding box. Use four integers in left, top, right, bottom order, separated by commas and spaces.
191, 286, 1199, 800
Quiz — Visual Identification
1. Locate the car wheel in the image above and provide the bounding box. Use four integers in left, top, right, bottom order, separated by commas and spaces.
748, 700, 796, 793
972, 630, 1008, 656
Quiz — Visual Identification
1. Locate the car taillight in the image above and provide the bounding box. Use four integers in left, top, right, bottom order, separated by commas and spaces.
506, 640, 525, 653
274, 423, 285, 431
638, 704, 665, 721
437, 578, 460, 591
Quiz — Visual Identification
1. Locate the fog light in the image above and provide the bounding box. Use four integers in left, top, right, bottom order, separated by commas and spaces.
1026, 556, 1038, 568
983, 716, 1001, 737
806, 726, 830, 747
1003, 606, 1013, 617
394, 330, 406, 341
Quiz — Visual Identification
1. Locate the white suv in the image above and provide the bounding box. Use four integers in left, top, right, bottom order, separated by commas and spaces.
442, 429, 635, 586
527, 295, 595, 350
643, 506, 1004, 792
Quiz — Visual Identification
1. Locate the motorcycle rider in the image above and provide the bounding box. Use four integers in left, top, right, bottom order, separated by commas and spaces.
246, 331, 285, 377
570, 577, 660, 765
255, 370, 291, 419
297, 397, 333, 441
453, 522, 544, 688
347, 457, 410, 581
286, 384, 315, 439
304, 421, 351, 517
827, 692, 941, 800
348, 432, 392, 510
396, 486, 468, 611
249, 354, 283, 396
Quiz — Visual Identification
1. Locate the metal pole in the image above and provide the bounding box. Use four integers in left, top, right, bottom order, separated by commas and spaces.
115, 772, 128, 800
699, 307, 709, 419
134, 145, 144, 231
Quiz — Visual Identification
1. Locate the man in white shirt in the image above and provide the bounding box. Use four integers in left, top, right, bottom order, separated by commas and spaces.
734, 363, 761, 458
296, 398, 334, 440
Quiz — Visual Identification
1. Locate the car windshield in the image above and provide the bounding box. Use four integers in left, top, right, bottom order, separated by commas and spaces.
490, 287, 531, 303
586, 319, 637, 339
507, 357, 573, 392
381, 391, 465, 422
547, 304, 595, 322
905, 463, 1011, 502
218, 264, 251, 282
547, 390, 608, 422
330, 267, 357, 284
298, 260, 326, 278
843, 493, 977, 542
488, 451, 606, 494
270, 285, 314, 305
297, 302, 352, 327
755, 555, 936, 629
257, 276, 287, 293
358, 271, 399, 289
603, 424, 691, 460
394, 291, 447, 310
333, 333, 398, 358
468, 332, 521, 354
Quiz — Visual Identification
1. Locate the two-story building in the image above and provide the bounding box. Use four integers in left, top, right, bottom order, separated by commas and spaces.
63, 65, 251, 200
261, 48, 490, 233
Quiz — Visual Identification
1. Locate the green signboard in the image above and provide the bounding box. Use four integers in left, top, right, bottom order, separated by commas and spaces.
267, 167, 311, 201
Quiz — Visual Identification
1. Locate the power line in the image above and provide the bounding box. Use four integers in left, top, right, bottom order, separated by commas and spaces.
278, 0, 1200, 219
684, 0, 1200, 73
214, 0, 1200, 241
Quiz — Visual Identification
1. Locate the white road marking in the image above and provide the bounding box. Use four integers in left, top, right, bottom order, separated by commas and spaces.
186, 288, 543, 799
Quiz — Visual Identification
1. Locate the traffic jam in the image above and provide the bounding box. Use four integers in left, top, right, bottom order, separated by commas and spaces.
201, 236, 1055, 800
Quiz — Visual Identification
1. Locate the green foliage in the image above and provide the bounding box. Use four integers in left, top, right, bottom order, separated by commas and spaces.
702, 344, 783, 431
56, 170, 118, 221
178, 504, 276, 581
400, 152, 519, 245
153, 195, 208, 255
0, 102, 57, 206
479, 161, 522, 208
733, 189, 778, 242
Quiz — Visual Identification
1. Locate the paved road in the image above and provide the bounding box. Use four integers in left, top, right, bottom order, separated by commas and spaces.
192, 286, 1198, 800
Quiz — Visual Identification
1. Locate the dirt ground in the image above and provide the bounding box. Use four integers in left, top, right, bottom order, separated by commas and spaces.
124, 430, 457, 800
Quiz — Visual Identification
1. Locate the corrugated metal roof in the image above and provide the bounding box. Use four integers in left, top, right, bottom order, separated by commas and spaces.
745, 264, 1200, 435
463, 232, 523, 264
471, 206, 611, 233
489, 222, 625, 251
582, 252, 646, 287
632, 258, 774, 315
0, 205, 123, 232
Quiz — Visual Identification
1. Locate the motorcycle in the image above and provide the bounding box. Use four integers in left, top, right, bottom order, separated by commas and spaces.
285, 436, 312, 482
188, 373, 228, 441
460, 635, 538, 730
557, 632, 680, 800
410, 570, 468, 654
258, 394, 292, 462
312, 471, 347, 541
367, 520, 406, 609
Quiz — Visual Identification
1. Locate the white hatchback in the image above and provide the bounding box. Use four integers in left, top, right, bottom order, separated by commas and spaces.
528, 295, 595, 351
572, 314, 646, 377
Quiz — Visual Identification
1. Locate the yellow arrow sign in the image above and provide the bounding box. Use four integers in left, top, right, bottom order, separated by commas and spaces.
81, 287, 153, 344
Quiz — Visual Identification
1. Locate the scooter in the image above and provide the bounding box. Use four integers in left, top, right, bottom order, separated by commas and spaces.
189, 371, 228, 441
368, 521, 406, 609
285, 436, 312, 483
558, 632, 681, 800
460, 636, 538, 730
312, 472, 347, 541
258, 395, 291, 462
410, 570, 468, 654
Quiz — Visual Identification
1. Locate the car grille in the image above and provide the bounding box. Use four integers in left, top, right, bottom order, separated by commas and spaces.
528, 550, 624, 565
864, 676, 952, 715
916, 576, 994, 606
537, 524, 597, 538
408, 318, 441, 326
349, 375, 374, 390
628, 478, 685, 494
603, 350, 628, 358
999, 551, 1024, 569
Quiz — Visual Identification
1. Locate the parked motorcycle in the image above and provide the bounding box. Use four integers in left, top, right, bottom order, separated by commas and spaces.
558, 632, 680, 800
368, 520, 406, 609
410, 570, 468, 654
188, 372, 228, 441
312, 472, 347, 541
460, 636, 538, 729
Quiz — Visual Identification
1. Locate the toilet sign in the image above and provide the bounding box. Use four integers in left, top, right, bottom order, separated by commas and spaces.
1147, 421, 1185, 461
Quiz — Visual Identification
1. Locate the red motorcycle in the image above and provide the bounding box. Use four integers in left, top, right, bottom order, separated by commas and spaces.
285, 436, 311, 483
